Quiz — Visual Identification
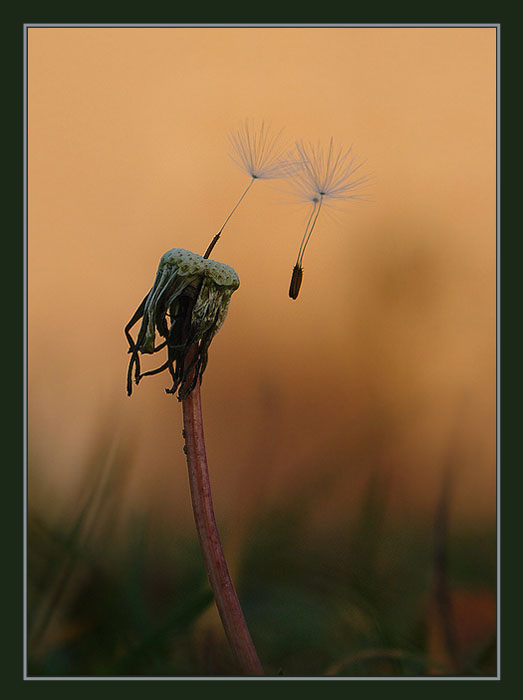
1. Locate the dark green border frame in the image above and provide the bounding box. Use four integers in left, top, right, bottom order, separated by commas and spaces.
12, 13, 507, 697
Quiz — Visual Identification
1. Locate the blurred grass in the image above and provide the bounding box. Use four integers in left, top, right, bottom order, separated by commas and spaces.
27, 432, 497, 677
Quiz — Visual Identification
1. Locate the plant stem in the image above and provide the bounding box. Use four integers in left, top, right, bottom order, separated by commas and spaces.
181, 360, 264, 675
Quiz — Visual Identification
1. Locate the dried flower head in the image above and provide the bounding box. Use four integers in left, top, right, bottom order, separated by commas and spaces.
125, 248, 239, 400
287, 138, 369, 299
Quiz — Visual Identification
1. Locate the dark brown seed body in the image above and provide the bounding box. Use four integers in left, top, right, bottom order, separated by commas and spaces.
289, 264, 303, 300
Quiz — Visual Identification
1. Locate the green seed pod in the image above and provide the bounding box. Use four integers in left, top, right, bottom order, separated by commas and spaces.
125, 248, 240, 400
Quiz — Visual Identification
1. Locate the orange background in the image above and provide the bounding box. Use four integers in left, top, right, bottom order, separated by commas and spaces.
28, 27, 496, 532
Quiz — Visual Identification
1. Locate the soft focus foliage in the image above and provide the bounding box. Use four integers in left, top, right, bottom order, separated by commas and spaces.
27, 431, 496, 677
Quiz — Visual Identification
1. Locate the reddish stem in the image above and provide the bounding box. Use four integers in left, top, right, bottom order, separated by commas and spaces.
181, 368, 264, 675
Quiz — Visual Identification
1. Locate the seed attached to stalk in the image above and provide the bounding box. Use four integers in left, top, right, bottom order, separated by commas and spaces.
287, 137, 369, 299
204, 119, 290, 259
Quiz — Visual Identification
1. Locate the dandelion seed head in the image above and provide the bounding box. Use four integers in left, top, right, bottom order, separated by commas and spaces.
288, 137, 370, 205
228, 119, 290, 180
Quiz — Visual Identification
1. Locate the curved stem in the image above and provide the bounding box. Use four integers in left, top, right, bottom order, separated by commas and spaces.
181, 358, 264, 675
297, 195, 323, 267
295, 199, 317, 266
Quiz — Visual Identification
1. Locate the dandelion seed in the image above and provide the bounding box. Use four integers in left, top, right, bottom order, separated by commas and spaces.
287, 138, 369, 299
204, 119, 289, 259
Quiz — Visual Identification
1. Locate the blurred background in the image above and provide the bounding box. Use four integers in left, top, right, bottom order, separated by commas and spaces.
27, 27, 497, 677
